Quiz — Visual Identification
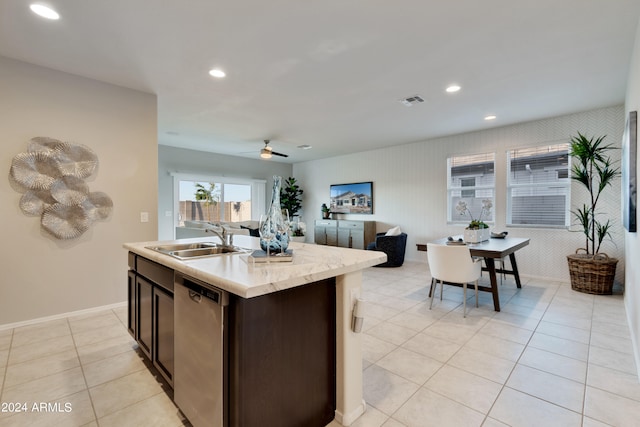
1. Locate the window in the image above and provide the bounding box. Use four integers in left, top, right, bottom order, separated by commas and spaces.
447, 153, 495, 224
461, 177, 476, 198
506, 143, 570, 227
172, 173, 265, 229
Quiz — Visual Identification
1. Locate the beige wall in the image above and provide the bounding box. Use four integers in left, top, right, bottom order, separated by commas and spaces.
624, 16, 640, 378
294, 105, 625, 284
0, 56, 158, 326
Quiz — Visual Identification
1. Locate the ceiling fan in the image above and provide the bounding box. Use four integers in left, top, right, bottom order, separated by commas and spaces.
260, 140, 288, 159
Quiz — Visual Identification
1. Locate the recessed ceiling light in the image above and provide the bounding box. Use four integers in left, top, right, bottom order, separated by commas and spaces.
484, 115, 497, 121
30, 4, 60, 20
446, 85, 461, 93
208, 68, 226, 78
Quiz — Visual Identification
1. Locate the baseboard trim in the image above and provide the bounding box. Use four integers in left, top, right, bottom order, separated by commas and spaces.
334, 400, 366, 426
0, 301, 127, 331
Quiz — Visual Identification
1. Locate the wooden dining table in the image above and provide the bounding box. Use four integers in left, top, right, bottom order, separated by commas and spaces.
416, 236, 530, 311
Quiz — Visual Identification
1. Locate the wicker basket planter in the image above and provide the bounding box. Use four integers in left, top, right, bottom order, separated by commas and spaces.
567, 249, 618, 295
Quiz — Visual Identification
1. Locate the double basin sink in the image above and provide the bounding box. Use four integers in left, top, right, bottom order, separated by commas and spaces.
146, 242, 252, 260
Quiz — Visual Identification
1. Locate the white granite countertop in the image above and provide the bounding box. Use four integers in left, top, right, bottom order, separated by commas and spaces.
124, 235, 386, 298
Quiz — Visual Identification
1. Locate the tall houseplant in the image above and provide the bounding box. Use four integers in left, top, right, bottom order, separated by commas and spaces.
280, 177, 304, 217
567, 132, 619, 294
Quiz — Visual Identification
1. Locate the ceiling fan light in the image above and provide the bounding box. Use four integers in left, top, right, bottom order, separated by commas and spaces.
260, 149, 272, 159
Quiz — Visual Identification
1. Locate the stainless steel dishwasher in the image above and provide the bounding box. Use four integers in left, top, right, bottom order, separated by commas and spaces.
174, 272, 228, 427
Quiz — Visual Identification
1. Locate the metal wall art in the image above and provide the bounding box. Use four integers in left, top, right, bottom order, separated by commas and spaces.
9, 137, 113, 239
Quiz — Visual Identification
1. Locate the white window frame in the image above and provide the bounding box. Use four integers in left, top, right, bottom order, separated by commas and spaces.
170, 173, 266, 237
447, 152, 496, 225
506, 143, 570, 228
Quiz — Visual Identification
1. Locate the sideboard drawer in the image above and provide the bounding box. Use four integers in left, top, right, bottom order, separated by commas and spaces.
338, 220, 364, 230
314, 220, 338, 228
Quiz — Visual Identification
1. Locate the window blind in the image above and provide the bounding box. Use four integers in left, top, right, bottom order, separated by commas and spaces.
507, 144, 570, 227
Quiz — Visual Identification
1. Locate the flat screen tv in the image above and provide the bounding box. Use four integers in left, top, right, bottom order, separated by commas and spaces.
330, 181, 373, 214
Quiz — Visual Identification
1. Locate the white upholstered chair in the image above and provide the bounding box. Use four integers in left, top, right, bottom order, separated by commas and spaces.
427, 243, 482, 317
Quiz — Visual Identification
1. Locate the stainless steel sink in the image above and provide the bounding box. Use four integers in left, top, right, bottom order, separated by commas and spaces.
146, 242, 251, 260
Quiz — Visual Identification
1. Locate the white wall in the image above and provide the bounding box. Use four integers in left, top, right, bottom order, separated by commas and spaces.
0, 56, 158, 326
294, 105, 625, 284
157, 146, 293, 240
624, 15, 640, 377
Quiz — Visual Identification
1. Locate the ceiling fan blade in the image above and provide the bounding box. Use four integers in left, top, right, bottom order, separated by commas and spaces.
271, 151, 289, 158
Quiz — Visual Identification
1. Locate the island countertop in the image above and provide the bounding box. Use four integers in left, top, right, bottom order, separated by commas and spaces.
124, 235, 386, 298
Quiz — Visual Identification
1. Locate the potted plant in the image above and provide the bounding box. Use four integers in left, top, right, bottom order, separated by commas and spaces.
321, 203, 330, 219
456, 199, 492, 243
567, 132, 619, 294
280, 177, 304, 217
291, 221, 306, 242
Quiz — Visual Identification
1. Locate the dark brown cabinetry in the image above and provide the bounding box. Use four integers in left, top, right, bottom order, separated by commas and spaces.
228, 278, 336, 427
128, 253, 336, 427
128, 253, 174, 386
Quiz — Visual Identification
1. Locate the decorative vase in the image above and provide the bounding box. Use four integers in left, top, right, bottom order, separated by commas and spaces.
260, 176, 289, 253
463, 227, 490, 243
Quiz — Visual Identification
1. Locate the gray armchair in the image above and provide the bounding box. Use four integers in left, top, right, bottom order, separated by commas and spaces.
366, 232, 407, 267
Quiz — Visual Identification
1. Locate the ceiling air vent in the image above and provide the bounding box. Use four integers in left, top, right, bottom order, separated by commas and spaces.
399, 95, 424, 107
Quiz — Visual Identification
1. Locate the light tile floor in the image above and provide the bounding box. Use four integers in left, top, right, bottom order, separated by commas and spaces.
0, 261, 639, 426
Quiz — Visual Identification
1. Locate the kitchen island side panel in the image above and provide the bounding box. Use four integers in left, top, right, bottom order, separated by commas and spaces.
227, 278, 336, 427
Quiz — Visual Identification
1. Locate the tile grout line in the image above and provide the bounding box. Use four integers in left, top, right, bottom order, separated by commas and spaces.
66, 316, 101, 427
383, 275, 512, 424
479, 277, 560, 425
0, 329, 15, 403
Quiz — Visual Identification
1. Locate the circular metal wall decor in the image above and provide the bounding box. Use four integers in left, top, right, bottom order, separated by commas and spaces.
9, 137, 113, 240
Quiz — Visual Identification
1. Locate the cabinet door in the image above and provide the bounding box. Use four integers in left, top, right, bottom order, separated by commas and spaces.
127, 271, 136, 338
337, 228, 350, 248
154, 286, 174, 386
325, 228, 338, 246
350, 230, 365, 249
136, 276, 153, 359
314, 226, 327, 245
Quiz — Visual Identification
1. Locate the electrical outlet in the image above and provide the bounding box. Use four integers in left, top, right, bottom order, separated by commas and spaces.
140, 212, 149, 223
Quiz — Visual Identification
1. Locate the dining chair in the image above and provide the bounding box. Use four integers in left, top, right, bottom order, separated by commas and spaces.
426, 243, 482, 317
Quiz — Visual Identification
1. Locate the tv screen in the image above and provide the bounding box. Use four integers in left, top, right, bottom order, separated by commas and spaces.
330, 182, 373, 214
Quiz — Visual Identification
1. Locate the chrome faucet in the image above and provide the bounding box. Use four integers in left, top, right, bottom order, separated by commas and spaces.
205, 226, 233, 247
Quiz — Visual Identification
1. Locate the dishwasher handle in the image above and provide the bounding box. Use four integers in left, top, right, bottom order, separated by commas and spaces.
188, 290, 202, 303
175, 272, 229, 306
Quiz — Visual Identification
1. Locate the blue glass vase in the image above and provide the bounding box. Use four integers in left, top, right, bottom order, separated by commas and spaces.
259, 176, 289, 253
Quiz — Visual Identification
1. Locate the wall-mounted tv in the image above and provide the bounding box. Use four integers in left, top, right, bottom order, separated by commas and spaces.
330, 181, 373, 214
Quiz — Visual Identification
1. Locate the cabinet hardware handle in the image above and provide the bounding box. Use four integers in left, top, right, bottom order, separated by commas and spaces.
189, 291, 202, 303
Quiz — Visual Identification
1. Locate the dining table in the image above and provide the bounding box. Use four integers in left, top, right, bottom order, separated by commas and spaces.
416, 236, 530, 312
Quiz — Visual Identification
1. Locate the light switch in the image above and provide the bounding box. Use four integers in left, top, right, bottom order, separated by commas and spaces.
140, 212, 149, 223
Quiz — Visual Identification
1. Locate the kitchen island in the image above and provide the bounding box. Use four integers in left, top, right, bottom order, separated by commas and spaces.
124, 235, 386, 427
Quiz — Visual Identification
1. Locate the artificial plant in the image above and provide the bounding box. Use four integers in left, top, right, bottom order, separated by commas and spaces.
569, 132, 619, 254
280, 177, 304, 217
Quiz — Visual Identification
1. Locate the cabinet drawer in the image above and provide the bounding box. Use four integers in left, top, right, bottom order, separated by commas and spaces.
314, 219, 337, 228
338, 220, 364, 230
137, 256, 174, 293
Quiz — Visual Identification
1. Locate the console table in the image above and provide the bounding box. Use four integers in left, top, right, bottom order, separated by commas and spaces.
315, 220, 376, 250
